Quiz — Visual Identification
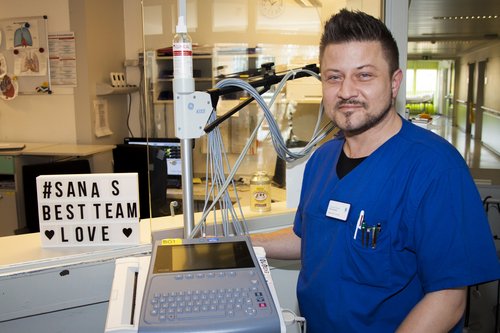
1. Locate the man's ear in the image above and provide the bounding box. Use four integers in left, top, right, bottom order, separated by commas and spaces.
391, 69, 403, 99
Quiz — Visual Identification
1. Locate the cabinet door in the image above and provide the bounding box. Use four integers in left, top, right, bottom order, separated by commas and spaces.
0, 156, 15, 174
0, 260, 115, 322
0, 260, 115, 333
0, 190, 18, 236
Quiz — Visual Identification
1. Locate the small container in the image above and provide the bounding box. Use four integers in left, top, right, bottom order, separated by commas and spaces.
250, 171, 271, 212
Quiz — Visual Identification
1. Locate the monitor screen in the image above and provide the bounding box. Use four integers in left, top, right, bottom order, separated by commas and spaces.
152, 241, 255, 274
124, 137, 182, 177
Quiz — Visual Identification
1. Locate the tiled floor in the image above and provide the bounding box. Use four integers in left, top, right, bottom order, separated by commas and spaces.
428, 116, 500, 185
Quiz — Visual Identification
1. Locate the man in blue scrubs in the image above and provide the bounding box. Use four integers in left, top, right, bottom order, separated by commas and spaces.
252, 9, 500, 332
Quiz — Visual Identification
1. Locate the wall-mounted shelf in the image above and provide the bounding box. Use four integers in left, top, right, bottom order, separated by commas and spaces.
96, 83, 139, 96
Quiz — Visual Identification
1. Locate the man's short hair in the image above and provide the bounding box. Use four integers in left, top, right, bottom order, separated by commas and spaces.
319, 9, 399, 75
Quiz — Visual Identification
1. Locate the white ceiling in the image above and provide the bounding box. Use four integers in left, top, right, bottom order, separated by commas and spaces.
407, 0, 500, 59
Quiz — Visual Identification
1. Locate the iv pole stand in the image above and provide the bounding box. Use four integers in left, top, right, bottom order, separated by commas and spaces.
174, 0, 196, 237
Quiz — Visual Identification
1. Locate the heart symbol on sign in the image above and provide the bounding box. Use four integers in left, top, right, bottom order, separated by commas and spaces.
122, 228, 133, 238
45, 230, 55, 240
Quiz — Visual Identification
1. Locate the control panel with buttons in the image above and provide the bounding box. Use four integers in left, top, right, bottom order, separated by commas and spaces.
138, 236, 281, 333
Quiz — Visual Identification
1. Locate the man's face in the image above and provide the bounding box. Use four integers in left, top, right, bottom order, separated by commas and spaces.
320, 41, 401, 135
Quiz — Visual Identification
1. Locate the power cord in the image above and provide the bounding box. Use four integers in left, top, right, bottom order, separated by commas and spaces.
281, 308, 307, 333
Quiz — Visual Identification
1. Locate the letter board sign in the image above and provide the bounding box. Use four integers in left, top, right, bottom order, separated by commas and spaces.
36, 173, 140, 247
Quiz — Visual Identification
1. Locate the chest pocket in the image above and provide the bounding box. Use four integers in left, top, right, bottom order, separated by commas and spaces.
341, 208, 392, 288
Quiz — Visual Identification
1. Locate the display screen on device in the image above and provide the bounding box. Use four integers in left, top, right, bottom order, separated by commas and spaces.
153, 241, 255, 274
124, 137, 182, 176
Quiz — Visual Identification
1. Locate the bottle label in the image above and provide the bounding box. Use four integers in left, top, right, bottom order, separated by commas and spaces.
173, 44, 192, 56
250, 184, 271, 212
173, 42, 193, 78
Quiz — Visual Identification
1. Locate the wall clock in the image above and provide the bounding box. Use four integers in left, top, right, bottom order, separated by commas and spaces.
259, 0, 285, 18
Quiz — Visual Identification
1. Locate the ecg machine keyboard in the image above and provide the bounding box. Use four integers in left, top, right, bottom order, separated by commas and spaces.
138, 237, 281, 333
144, 269, 272, 323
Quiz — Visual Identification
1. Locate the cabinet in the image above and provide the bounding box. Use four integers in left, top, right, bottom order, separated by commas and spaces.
153, 55, 214, 103
151, 46, 275, 104
0, 232, 151, 333
146, 46, 275, 139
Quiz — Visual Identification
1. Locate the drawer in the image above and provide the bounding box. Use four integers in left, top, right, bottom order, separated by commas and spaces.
0, 260, 116, 322
0, 156, 15, 175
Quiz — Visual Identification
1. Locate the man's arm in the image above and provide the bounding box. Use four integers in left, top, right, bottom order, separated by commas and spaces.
396, 287, 467, 333
250, 226, 301, 260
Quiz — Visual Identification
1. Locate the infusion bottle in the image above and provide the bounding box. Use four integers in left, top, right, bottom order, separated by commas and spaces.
172, 16, 193, 80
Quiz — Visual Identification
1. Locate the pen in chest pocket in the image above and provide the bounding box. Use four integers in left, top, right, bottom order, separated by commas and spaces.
353, 210, 364, 240
373, 223, 381, 248
368, 223, 382, 249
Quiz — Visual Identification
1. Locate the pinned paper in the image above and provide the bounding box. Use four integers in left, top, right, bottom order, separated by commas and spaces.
94, 99, 113, 137
36, 173, 140, 247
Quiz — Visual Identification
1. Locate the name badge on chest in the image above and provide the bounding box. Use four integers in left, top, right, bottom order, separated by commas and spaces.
326, 200, 350, 221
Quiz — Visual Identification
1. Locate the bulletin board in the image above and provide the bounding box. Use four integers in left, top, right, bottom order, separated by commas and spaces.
0, 15, 51, 99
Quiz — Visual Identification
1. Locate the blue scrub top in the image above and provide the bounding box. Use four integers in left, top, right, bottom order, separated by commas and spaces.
294, 119, 500, 333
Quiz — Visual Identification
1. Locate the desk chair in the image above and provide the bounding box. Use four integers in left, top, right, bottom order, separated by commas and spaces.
22, 159, 91, 233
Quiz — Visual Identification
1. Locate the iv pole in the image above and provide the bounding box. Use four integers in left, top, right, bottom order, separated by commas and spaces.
174, 0, 196, 237
172, 1, 321, 238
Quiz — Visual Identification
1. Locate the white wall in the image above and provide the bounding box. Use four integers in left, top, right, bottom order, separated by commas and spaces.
123, 0, 146, 137
69, 0, 131, 145
123, 0, 144, 60
0, 0, 77, 143
0, 0, 137, 145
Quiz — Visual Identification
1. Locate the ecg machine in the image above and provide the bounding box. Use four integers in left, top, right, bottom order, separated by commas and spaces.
105, 236, 284, 333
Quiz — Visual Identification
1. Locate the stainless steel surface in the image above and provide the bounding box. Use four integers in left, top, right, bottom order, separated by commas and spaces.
407, 0, 500, 59
181, 138, 195, 238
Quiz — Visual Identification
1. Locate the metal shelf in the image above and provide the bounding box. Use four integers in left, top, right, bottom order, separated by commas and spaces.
96, 83, 139, 96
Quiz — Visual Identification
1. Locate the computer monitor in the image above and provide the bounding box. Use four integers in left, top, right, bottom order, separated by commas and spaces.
124, 137, 182, 189
113, 138, 181, 219
23, 159, 91, 232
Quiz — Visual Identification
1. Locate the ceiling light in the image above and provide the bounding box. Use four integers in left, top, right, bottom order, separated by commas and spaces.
433, 15, 499, 21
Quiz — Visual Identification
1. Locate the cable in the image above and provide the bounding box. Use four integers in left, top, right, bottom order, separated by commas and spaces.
282, 308, 307, 333
126, 92, 135, 137
190, 68, 336, 238
215, 70, 336, 163
198, 110, 248, 237
138, 62, 146, 137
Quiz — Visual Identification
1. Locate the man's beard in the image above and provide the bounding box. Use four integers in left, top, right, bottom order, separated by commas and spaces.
333, 93, 393, 136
